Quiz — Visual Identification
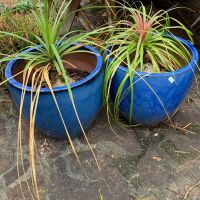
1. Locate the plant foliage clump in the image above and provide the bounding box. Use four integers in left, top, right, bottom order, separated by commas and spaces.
103, 4, 193, 124
0, 12, 40, 54
0, 0, 106, 199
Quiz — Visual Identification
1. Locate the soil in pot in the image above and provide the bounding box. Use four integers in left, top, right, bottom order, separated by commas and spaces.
12, 51, 97, 87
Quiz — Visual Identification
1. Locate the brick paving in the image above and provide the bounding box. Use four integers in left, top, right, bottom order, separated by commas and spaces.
0, 77, 200, 199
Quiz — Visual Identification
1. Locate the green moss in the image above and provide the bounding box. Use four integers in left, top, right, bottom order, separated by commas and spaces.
112, 152, 145, 178
113, 156, 138, 177
135, 128, 166, 150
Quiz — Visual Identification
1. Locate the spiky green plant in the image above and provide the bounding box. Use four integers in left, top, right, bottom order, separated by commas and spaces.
0, 0, 108, 199
103, 4, 193, 124
0, 12, 40, 55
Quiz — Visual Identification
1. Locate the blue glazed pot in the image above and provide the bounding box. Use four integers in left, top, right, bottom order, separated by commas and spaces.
5, 45, 104, 139
108, 36, 199, 125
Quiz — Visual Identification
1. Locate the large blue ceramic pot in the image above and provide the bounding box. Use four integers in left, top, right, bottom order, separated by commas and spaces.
5, 44, 104, 139
108, 36, 199, 125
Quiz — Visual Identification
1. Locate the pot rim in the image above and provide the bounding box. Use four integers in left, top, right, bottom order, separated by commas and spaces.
107, 35, 199, 77
5, 44, 103, 92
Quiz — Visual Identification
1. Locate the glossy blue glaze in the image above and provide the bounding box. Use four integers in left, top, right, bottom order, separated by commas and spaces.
5, 45, 104, 139
108, 36, 199, 125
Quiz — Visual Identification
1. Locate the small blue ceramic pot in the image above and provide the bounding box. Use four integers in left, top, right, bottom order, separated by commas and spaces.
5, 44, 104, 139
108, 36, 199, 125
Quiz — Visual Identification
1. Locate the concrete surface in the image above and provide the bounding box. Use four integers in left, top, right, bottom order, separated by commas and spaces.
0, 77, 200, 200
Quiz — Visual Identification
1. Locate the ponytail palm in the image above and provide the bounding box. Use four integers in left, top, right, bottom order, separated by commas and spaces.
0, 0, 107, 199
103, 4, 193, 124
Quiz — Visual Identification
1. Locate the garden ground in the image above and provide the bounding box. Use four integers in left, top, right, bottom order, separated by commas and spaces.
0, 77, 200, 200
